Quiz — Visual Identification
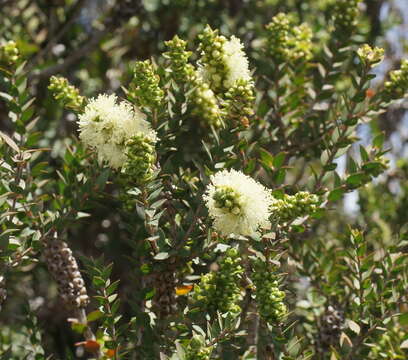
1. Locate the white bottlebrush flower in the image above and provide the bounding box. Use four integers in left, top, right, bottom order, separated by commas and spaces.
204, 169, 273, 237
78, 94, 156, 169
222, 36, 252, 89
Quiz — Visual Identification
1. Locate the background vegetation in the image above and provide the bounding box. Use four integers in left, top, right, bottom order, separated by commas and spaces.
0, 0, 408, 359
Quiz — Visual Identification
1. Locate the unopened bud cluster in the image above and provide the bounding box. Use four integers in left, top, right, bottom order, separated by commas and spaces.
332, 0, 361, 37
48, 76, 85, 111
192, 82, 223, 128
198, 25, 228, 92
265, 13, 313, 64
271, 191, 320, 223
130, 60, 164, 109
43, 238, 90, 308
0, 40, 19, 65
224, 79, 255, 122
357, 44, 384, 66
213, 185, 242, 215
192, 248, 243, 315
123, 133, 156, 184
164, 35, 195, 83
251, 259, 287, 324
185, 335, 212, 360
383, 59, 408, 101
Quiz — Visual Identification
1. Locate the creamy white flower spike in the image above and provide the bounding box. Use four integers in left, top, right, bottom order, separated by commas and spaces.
78, 94, 156, 169
222, 36, 252, 89
204, 169, 273, 237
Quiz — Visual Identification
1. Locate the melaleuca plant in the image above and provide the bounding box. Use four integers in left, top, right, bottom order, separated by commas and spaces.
1, 2, 408, 360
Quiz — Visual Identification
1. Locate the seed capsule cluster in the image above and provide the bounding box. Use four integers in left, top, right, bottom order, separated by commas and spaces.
316, 306, 345, 353
43, 238, 89, 308
151, 271, 177, 319
251, 259, 287, 325
0, 275, 7, 309
192, 248, 243, 315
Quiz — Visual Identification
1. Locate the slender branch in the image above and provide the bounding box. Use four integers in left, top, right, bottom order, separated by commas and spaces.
27, 0, 88, 70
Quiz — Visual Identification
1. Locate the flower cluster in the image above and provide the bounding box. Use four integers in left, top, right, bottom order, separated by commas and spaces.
123, 133, 156, 184
383, 59, 408, 101
78, 94, 157, 169
251, 259, 287, 325
204, 169, 273, 237
130, 60, 164, 109
0, 40, 19, 66
164, 35, 196, 83
270, 191, 320, 223
265, 13, 313, 64
357, 44, 384, 66
332, 0, 361, 37
192, 248, 243, 315
43, 236, 90, 308
198, 25, 252, 92
48, 76, 85, 111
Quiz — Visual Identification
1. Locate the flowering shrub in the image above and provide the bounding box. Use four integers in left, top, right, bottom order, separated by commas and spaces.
1, 1, 408, 359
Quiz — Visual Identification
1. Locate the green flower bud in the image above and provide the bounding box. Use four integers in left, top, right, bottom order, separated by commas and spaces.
270, 191, 321, 223
191, 248, 243, 315
130, 60, 164, 109
383, 60, 408, 101
123, 133, 157, 184
265, 13, 313, 64
48, 76, 85, 111
0, 40, 19, 66
357, 44, 384, 66
251, 259, 287, 325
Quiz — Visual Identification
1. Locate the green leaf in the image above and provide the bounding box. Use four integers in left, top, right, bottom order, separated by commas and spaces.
346, 172, 365, 186
347, 320, 360, 334
373, 133, 385, 149
71, 322, 87, 334
273, 152, 286, 168
87, 310, 104, 322
359, 145, 369, 162
328, 187, 345, 202
0, 131, 19, 152
154, 252, 170, 260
